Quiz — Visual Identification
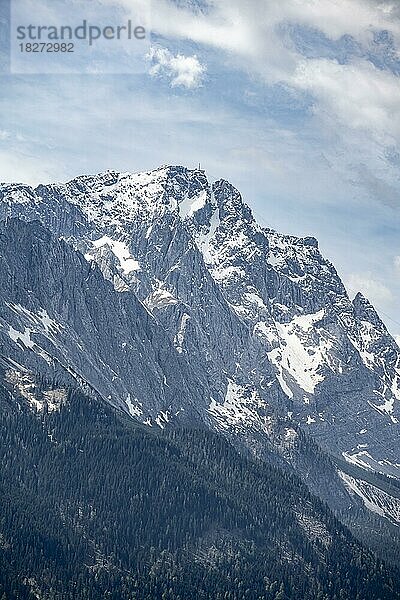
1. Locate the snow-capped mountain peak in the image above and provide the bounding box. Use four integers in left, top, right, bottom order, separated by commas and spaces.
0, 165, 399, 494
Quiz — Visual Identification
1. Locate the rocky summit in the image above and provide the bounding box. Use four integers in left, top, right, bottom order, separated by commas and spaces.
1, 165, 399, 557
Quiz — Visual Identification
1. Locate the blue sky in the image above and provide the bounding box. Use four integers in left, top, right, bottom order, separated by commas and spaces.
0, 0, 399, 339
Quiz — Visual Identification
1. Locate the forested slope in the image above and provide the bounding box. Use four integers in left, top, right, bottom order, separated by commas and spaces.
0, 385, 398, 600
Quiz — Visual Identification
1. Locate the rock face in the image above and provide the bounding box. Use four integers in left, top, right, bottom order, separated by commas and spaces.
0, 218, 210, 426
1, 165, 399, 531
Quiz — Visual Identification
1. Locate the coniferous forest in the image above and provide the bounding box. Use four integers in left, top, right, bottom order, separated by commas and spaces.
0, 383, 399, 600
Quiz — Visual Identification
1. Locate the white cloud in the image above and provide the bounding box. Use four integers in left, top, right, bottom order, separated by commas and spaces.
147, 47, 206, 88
0, 130, 11, 141
116, 0, 400, 83
117, 0, 400, 62
282, 0, 400, 42
346, 273, 394, 306
118, 1, 400, 165
394, 256, 400, 273
289, 58, 400, 142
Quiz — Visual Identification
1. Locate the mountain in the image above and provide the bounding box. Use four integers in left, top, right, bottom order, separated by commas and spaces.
0, 165, 399, 582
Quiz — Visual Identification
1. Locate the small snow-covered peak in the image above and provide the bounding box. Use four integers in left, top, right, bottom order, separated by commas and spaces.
265, 229, 320, 258
212, 179, 254, 224
353, 291, 371, 307
264, 226, 347, 303
353, 292, 385, 330
0, 183, 37, 205
37, 169, 121, 200
299, 236, 319, 249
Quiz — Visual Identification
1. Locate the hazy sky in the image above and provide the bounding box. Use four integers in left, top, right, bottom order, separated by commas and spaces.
0, 0, 399, 340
